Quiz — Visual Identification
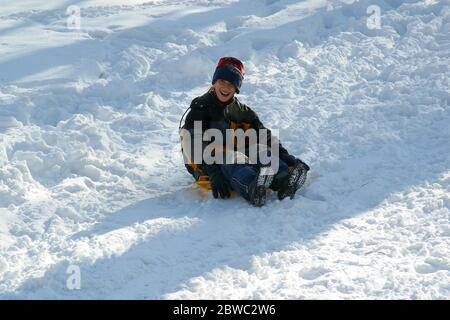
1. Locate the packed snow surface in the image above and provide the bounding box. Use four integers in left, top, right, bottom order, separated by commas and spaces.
0, 0, 449, 299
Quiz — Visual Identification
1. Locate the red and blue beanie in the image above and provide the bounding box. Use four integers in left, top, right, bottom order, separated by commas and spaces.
212, 57, 245, 93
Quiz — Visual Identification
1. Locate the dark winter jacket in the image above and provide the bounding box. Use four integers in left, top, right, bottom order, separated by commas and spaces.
182, 88, 296, 178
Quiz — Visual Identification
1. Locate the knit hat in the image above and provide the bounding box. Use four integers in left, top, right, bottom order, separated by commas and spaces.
212, 57, 245, 93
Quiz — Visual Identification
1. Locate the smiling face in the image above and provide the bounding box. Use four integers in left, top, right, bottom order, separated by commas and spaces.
212, 79, 236, 103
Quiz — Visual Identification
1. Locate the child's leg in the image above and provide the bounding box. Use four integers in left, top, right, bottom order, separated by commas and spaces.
270, 158, 290, 191
220, 163, 259, 200
251, 144, 289, 191
253, 144, 290, 191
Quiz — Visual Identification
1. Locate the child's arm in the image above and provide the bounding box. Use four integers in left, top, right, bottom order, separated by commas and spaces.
252, 118, 299, 166
224, 100, 298, 166
183, 99, 222, 174
183, 99, 231, 198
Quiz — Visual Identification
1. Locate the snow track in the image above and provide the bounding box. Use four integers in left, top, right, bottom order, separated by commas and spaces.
0, 0, 449, 299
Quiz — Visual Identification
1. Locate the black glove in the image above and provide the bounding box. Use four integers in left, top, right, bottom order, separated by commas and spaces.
281, 155, 310, 171
208, 169, 231, 199
295, 158, 310, 171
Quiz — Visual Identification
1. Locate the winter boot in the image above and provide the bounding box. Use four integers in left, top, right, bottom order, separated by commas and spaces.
248, 166, 275, 207
278, 161, 309, 200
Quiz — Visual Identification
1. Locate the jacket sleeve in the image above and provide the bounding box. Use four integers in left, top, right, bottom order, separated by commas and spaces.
182, 99, 221, 175
184, 102, 207, 131
223, 100, 296, 165
251, 117, 297, 166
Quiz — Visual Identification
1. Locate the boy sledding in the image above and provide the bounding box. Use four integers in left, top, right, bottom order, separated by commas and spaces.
180, 57, 309, 206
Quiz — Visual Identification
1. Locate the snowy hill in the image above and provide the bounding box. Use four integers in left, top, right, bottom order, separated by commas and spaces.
0, 0, 449, 299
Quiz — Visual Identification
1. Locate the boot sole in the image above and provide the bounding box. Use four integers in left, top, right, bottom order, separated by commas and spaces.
251, 167, 275, 207
279, 163, 308, 200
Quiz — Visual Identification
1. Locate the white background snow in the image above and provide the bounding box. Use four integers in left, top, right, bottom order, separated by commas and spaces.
0, 0, 449, 299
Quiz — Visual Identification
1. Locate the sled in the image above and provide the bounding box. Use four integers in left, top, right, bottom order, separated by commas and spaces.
196, 175, 212, 190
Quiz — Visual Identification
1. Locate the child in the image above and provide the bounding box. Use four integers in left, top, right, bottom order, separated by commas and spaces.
181, 57, 309, 206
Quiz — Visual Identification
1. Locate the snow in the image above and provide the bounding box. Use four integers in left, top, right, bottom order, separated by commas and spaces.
0, 0, 449, 299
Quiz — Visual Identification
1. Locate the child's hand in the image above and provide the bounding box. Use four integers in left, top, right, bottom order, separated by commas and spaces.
209, 170, 231, 199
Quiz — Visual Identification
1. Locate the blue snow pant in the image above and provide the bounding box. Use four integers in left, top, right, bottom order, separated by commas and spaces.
219, 158, 290, 200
